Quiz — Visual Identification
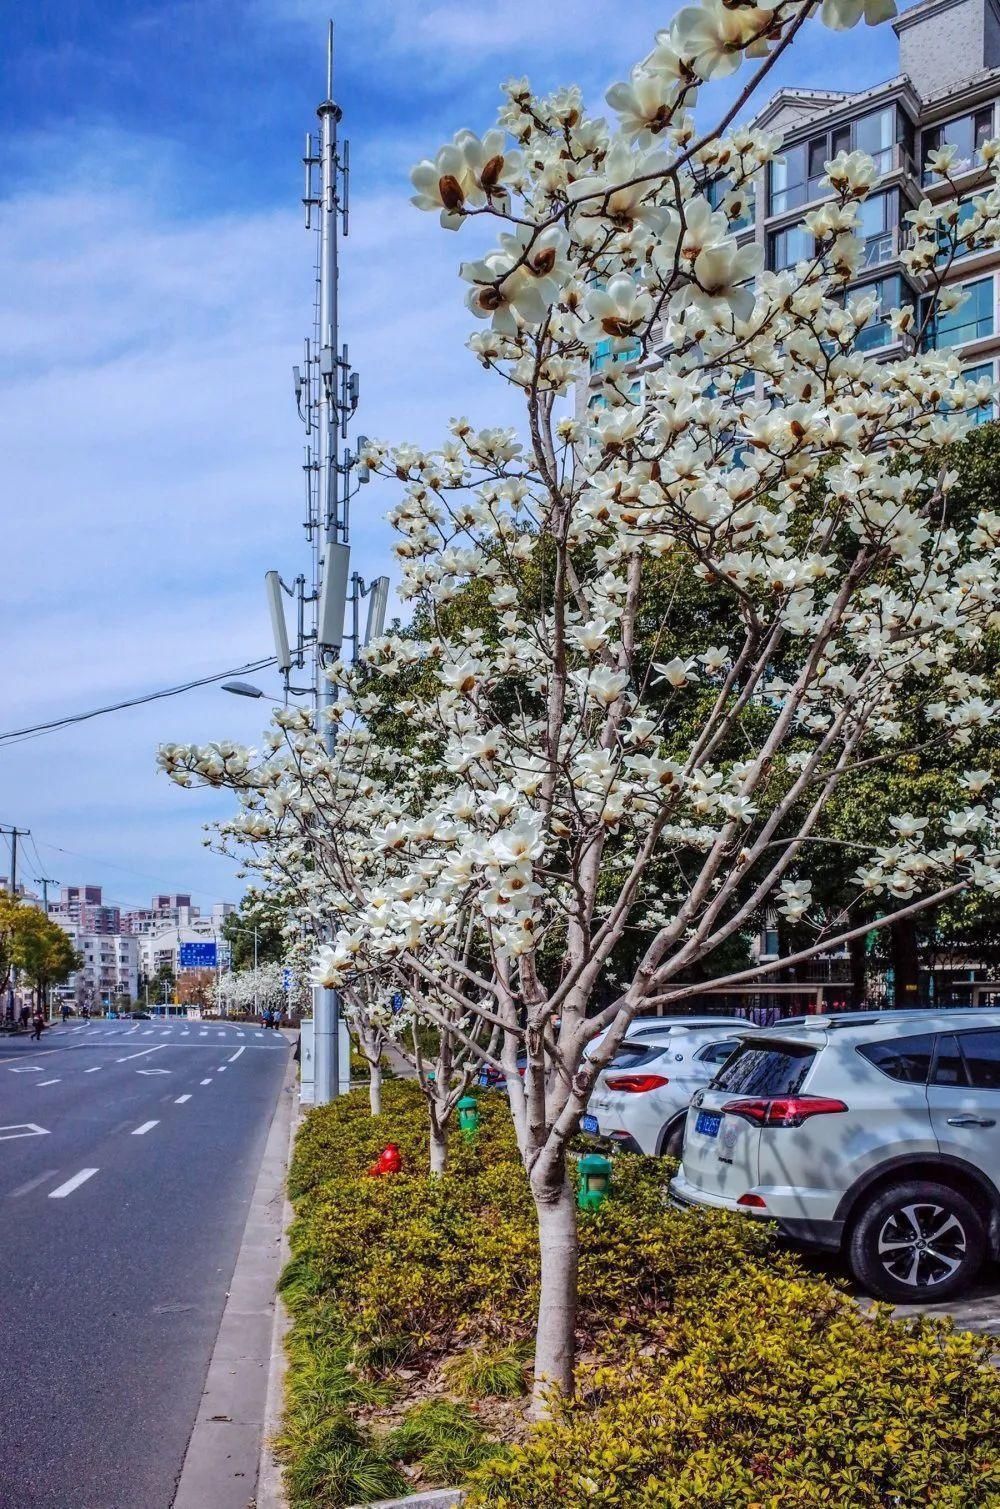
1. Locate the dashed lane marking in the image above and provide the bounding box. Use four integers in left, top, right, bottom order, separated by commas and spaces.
37, 1079, 61, 1087
175, 1095, 191, 1104
200, 1078, 212, 1085
227, 1047, 245, 1063
49, 1169, 98, 1199
131, 1121, 159, 1136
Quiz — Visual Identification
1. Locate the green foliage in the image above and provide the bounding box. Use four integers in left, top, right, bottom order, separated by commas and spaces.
282, 1082, 1000, 1507
385, 1399, 497, 1482
467, 1278, 1000, 1508
221, 885, 289, 970
442, 1342, 530, 1400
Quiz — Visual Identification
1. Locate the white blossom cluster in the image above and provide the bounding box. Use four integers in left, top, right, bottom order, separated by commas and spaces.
161, 1, 1000, 1179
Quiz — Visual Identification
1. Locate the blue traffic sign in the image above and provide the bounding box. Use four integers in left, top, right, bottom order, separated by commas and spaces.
179, 941, 217, 969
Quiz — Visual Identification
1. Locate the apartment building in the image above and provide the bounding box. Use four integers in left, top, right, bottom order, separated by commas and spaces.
58, 930, 139, 1008
583, 0, 1000, 415
47, 883, 121, 935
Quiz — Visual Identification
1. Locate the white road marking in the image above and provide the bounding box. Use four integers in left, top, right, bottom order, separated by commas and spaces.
175, 1094, 191, 1104
8, 1066, 44, 1074
136, 1068, 170, 1076
227, 1047, 245, 1063
117, 1046, 166, 1063
37, 1079, 61, 1087
143, 1030, 154, 1036
131, 1121, 159, 1136
84, 1066, 102, 1073
216, 1066, 227, 1073
236, 1031, 245, 1037
0, 1123, 49, 1142
200, 1078, 212, 1085
10, 1169, 58, 1196
49, 1168, 98, 1199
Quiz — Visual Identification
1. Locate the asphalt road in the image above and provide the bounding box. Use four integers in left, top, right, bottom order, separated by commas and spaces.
0, 1017, 290, 1509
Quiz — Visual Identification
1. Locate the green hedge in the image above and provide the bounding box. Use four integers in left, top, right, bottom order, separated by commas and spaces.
279, 1081, 1000, 1508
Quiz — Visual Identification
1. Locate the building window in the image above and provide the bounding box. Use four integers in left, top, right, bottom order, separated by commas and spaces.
589, 336, 642, 374
857, 191, 896, 269
921, 277, 994, 351
923, 106, 994, 181
767, 222, 814, 272
853, 275, 913, 352
706, 174, 755, 233
962, 361, 995, 424
768, 106, 905, 215
936, 198, 982, 265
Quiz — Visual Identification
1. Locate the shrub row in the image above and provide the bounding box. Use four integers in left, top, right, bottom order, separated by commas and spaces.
280, 1081, 1000, 1508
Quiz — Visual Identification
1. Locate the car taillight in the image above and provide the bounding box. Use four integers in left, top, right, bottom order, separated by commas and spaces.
737, 1193, 767, 1209
721, 1096, 848, 1127
605, 1074, 670, 1093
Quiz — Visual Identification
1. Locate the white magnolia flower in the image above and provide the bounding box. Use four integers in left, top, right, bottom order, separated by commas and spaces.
653, 657, 697, 688
821, 0, 896, 29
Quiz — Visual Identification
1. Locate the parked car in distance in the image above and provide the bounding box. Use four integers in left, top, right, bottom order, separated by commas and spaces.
584, 1014, 749, 1060
671, 1009, 1000, 1303
128, 1010, 152, 1020
582, 1022, 748, 1157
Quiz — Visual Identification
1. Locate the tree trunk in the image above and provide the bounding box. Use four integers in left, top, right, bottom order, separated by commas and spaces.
891, 915, 921, 1007
368, 1060, 383, 1117
429, 1123, 448, 1175
530, 1167, 579, 1417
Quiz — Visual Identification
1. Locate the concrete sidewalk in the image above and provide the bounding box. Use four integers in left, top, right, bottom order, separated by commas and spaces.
172, 1047, 298, 1508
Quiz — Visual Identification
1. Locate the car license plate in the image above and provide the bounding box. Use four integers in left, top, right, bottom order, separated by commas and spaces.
695, 1110, 722, 1138
580, 1113, 599, 1135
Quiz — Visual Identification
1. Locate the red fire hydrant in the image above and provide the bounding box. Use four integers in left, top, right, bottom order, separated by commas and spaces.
366, 1142, 403, 1178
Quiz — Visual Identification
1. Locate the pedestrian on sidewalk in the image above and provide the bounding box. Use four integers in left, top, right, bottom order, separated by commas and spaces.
61, 1003, 71, 1023
18, 1003, 30, 1032
30, 1006, 46, 1042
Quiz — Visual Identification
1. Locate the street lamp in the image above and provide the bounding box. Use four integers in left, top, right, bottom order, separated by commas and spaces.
221, 681, 266, 699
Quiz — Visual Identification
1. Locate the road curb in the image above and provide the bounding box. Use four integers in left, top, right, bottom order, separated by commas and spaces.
172, 1045, 297, 1509
350, 1493, 465, 1509
255, 1089, 303, 1508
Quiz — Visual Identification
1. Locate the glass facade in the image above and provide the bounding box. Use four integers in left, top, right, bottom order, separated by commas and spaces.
589, 337, 642, 374
962, 361, 995, 424
857, 191, 897, 269
768, 106, 907, 215
923, 106, 994, 181
853, 275, 913, 352
921, 277, 994, 350
767, 222, 814, 271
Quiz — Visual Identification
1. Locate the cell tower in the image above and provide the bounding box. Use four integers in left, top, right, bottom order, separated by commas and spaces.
266, 22, 389, 1103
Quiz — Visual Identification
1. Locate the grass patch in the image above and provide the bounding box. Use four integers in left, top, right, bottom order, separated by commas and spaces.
386, 1399, 499, 1483
442, 1342, 530, 1400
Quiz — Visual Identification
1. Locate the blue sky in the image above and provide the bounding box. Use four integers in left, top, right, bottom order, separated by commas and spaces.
0, 0, 904, 913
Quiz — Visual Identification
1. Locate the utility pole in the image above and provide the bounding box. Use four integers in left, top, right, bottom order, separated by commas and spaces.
1, 825, 30, 1026
306, 22, 353, 1105
37, 876, 57, 914
267, 22, 381, 1101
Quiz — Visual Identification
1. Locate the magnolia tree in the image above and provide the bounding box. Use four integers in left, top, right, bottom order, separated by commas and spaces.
211, 961, 306, 1019
162, 0, 1000, 1407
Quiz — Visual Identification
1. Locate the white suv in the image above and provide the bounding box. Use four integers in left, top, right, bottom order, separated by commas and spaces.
583, 1022, 748, 1157
671, 1010, 1000, 1302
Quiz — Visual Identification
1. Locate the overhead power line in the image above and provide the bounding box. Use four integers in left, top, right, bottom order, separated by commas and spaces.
0, 656, 278, 747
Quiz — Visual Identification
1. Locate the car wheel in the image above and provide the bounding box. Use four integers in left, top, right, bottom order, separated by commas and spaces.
848, 1180, 985, 1304
662, 1119, 685, 1160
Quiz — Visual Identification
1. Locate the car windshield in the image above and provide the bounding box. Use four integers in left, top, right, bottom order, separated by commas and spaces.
712, 1039, 816, 1095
